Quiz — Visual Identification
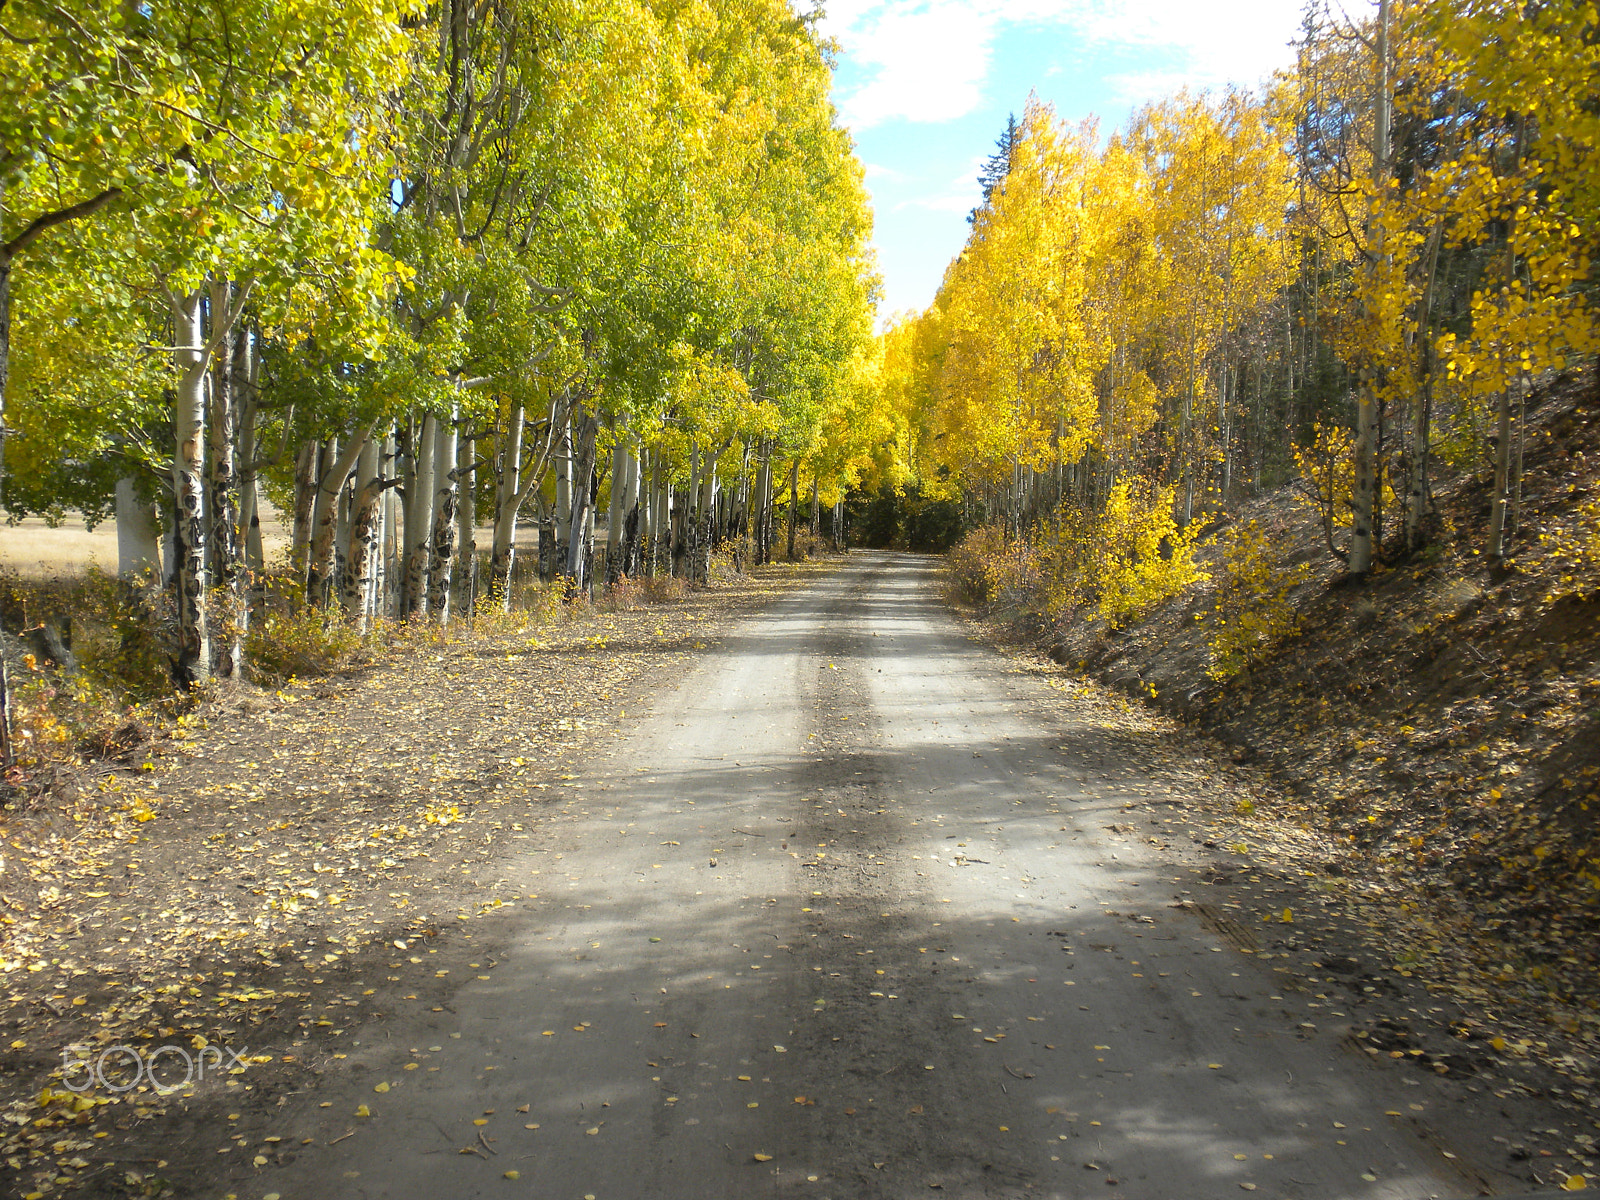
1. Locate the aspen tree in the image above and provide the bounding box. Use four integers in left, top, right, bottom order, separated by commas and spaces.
1348, 0, 1391, 576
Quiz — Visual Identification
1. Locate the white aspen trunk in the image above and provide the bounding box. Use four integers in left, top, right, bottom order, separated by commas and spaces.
455, 427, 476, 616
236, 333, 265, 611
565, 409, 598, 586
651, 453, 670, 576
335, 471, 352, 604
759, 448, 774, 565
697, 452, 719, 583
810, 476, 819, 535
428, 407, 459, 621
289, 440, 317, 592
489, 402, 524, 607
554, 415, 573, 581
786, 459, 799, 561
752, 448, 770, 565
379, 435, 398, 618
606, 431, 626, 583
733, 441, 750, 552
115, 476, 161, 578
207, 281, 246, 678
630, 448, 643, 576
171, 288, 211, 686
405, 413, 437, 618
344, 436, 382, 624
306, 436, 339, 604
583, 484, 597, 597
678, 444, 699, 579
1349, 0, 1390, 575
306, 429, 371, 609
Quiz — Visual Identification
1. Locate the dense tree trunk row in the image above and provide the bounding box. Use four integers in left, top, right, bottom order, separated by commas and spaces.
137, 348, 837, 683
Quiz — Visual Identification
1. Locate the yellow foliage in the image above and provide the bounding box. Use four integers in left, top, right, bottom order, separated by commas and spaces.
1066, 480, 1207, 628
1539, 499, 1600, 602
951, 479, 1205, 628
1208, 518, 1310, 680
1292, 423, 1397, 555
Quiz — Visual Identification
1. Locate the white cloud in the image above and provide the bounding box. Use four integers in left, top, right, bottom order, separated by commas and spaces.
895, 191, 981, 215
861, 161, 911, 183
826, 2, 1002, 128
890, 159, 987, 215
820, 0, 1308, 131
1070, 0, 1306, 94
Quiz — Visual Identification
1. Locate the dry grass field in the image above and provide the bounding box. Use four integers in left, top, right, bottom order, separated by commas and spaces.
0, 516, 122, 577
0, 512, 293, 577
1, 509, 553, 578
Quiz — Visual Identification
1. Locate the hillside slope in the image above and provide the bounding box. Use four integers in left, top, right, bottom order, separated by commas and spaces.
1041, 366, 1600, 1100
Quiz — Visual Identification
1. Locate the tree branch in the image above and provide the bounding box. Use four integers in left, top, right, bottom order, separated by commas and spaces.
3, 187, 123, 258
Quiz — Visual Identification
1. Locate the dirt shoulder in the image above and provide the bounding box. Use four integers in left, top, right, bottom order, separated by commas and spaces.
0, 557, 839, 1200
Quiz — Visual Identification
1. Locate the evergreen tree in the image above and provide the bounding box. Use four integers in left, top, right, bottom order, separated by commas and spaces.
968, 113, 1021, 225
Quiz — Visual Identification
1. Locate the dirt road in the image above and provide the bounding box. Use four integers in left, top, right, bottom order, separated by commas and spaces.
267, 553, 1501, 1200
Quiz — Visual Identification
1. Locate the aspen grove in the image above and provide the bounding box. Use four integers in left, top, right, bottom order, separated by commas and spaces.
1, 0, 878, 693
896, 0, 1598, 631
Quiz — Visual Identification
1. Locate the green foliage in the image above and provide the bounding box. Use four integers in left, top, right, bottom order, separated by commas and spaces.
1207, 518, 1310, 680
245, 581, 366, 685
847, 484, 966, 551
70, 569, 176, 703
0, 569, 175, 778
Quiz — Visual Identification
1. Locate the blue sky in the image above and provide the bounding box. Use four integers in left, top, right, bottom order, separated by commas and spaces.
815, 0, 1313, 322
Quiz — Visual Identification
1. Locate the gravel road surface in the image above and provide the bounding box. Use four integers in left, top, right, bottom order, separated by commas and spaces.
271, 553, 1489, 1200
